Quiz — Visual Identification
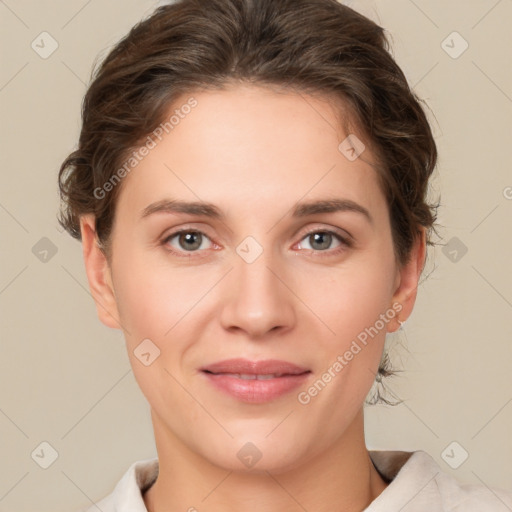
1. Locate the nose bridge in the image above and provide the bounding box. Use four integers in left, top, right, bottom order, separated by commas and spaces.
219, 237, 296, 337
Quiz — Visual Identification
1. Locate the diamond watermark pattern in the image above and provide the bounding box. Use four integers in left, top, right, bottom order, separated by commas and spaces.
32, 237, 58, 263
441, 441, 469, 469
338, 134, 365, 161
134, 338, 161, 366
31, 32, 59, 59
441, 31, 468, 59
236, 236, 263, 264
237, 442, 263, 468
442, 236, 468, 263
31, 441, 59, 469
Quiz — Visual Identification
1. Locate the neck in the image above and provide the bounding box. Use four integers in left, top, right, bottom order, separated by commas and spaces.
143, 408, 388, 512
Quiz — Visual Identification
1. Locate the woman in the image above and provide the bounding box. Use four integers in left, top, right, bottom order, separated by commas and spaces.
58, 0, 512, 510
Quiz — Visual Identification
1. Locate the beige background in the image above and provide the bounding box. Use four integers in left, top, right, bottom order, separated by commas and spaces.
1, 0, 511, 510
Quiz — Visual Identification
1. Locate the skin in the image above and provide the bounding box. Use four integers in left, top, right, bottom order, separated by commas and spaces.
81, 84, 425, 512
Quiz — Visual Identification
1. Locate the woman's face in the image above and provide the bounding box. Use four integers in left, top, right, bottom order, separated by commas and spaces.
84, 84, 422, 473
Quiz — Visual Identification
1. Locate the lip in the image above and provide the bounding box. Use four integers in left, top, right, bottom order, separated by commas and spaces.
200, 358, 311, 404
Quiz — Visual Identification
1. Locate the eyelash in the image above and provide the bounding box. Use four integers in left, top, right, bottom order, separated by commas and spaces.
161, 227, 353, 259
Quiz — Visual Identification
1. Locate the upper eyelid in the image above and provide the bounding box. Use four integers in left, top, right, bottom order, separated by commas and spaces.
298, 225, 352, 241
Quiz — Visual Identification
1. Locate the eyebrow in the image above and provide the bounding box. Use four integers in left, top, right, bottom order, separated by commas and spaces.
140, 198, 373, 224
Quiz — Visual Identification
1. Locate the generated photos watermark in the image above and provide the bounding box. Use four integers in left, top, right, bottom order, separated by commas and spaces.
93, 97, 198, 200
297, 301, 403, 405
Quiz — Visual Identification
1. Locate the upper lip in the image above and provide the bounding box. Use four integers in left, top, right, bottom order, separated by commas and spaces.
200, 358, 310, 376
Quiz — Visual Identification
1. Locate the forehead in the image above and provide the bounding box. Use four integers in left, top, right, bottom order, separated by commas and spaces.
114, 84, 386, 223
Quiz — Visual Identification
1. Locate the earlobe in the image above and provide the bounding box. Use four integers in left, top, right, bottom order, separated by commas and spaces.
80, 215, 122, 330
388, 228, 427, 333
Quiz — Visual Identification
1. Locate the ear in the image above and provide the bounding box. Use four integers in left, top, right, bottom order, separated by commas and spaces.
80, 215, 122, 330
387, 227, 427, 333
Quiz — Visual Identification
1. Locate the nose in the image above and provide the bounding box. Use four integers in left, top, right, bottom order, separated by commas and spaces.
219, 248, 296, 339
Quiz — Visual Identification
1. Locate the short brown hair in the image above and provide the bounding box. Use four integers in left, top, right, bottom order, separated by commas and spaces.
57, 0, 440, 402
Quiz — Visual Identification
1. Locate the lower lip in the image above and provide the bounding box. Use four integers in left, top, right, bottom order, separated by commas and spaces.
202, 372, 311, 403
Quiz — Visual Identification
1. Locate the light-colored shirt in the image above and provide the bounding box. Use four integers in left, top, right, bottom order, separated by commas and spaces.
84, 450, 512, 511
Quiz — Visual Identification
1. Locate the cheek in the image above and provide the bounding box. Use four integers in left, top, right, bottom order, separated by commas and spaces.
111, 250, 219, 402
298, 252, 396, 402
110, 251, 197, 407
302, 255, 395, 342
297, 271, 392, 420
112, 246, 202, 339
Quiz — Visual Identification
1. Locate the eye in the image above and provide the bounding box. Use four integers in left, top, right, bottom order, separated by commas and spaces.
161, 227, 352, 258
162, 229, 214, 256
296, 229, 352, 255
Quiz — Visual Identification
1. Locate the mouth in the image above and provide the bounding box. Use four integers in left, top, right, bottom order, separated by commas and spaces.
200, 359, 311, 403
202, 372, 305, 380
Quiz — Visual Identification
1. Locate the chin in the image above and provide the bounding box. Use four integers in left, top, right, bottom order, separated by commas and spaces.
198, 432, 315, 475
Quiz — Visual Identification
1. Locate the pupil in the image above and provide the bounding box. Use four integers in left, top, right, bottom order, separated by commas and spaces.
312, 232, 331, 250
180, 232, 201, 251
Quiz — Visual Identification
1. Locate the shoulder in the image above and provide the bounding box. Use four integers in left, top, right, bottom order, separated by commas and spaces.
434, 465, 512, 511
83, 457, 159, 512
367, 449, 512, 511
